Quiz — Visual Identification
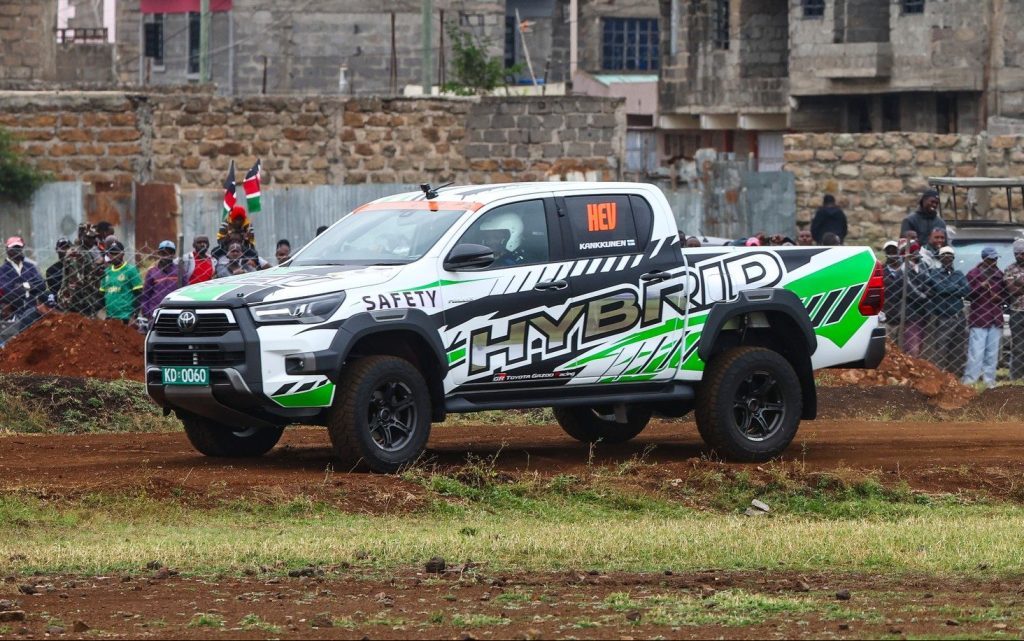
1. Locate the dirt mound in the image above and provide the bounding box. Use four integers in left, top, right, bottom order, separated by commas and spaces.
0, 313, 144, 381
823, 341, 976, 410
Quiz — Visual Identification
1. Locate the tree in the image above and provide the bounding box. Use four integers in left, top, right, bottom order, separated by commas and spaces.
442, 24, 521, 96
0, 127, 49, 204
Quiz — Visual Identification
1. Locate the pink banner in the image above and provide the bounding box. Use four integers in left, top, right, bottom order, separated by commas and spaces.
140, 0, 232, 13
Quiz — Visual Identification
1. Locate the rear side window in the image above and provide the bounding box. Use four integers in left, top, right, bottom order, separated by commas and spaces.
563, 194, 644, 258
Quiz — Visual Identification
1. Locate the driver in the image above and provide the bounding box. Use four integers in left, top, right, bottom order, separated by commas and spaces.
477, 212, 526, 267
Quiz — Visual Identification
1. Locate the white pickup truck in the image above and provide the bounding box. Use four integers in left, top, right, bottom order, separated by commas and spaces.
147, 182, 885, 472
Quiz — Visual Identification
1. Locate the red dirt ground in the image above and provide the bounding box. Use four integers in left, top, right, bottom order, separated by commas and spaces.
2, 419, 1024, 507
0, 314, 144, 381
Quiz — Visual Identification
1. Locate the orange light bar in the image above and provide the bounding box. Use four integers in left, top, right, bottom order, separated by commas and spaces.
354, 201, 483, 213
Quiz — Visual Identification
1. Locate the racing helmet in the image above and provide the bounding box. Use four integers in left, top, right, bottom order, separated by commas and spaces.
479, 212, 524, 252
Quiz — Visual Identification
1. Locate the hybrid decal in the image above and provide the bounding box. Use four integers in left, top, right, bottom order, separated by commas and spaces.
363, 289, 439, 311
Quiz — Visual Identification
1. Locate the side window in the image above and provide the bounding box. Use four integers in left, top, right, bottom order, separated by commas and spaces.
456, 200, 550, 269
564, 194, 641, 258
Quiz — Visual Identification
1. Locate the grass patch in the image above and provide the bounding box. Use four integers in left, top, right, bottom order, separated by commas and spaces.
188, 613, 225, 629
2, 493, 1024, 576
0, 374, 178, 434
440, 407, 553, 427
451, 613, 509, 627
238, 614, 281, 632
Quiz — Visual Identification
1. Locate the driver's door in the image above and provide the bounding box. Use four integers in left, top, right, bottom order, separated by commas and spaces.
439, 198, 572, 393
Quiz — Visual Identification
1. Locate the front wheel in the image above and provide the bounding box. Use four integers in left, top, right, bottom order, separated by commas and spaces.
179, 413, 284, 458
327, 356, 432, 473
695, 346, 802, 462
554, 405, 652, 444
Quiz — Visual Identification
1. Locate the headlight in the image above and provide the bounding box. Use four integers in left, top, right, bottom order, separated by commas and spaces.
250, 292, 346, 324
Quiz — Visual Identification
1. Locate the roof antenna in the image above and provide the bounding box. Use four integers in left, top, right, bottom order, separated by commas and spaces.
420, 181, 454, 200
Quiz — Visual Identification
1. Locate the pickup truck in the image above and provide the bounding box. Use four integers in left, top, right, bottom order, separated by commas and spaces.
146, 182, 885, 472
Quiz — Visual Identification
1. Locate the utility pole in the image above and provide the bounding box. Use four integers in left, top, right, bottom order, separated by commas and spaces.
421, 0, 433, 93
199, 0, 211, 83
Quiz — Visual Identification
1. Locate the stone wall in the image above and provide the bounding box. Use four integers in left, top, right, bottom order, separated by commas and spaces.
0, 90, 625, 188
784, 132, 1024, 245
0, 0, 57, 82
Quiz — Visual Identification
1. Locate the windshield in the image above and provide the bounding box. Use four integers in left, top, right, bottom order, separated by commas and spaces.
951, 239, 1018, 272
289, 206, 469, 266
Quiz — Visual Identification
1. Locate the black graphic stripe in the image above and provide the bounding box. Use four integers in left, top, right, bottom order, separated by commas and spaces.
295, 381, 316, 393
272, 383, 296, 396
810, 290, 842, 327
804, 294, 823, 316
825, 286, 861, 326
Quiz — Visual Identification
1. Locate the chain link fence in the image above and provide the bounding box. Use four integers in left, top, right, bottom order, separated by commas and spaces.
882, 252, 1023, 388
0, 242, 280, 348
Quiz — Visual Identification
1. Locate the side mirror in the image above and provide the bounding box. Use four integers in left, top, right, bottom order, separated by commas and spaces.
444, 243, 495, 271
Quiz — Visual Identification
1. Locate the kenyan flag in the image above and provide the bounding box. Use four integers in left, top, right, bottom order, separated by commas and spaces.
243, 159, 262, 213
221, 160, 236, 221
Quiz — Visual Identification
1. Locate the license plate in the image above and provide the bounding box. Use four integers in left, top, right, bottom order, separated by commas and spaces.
161, 366, 210, 386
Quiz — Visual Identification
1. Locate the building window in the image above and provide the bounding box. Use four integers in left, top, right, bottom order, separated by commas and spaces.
802, 0, 825, 18
713, 0, 729, 50
601, 18, 659, 71
505, 15, 516, 69
902, 0, 924, 14
143, 13, 164, 67
187, 11, 200, 75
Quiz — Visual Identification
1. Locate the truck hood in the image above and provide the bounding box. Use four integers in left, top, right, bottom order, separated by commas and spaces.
163, 265, 402, 305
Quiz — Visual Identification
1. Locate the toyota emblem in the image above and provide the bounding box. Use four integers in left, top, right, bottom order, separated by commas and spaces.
177, 311, 198, 333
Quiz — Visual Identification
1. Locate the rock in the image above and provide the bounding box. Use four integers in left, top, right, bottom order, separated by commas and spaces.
145, 561, 162, 570
288, 567, 317, 578
0, 600, 17, 610
743, 508, 767, 517
424, 557, 446, 573
946, 619, 960, 626
663, 569, 673, 576
46, 626, 65, 634
794, 580, 811, 593
72, 620, 90, 633
838, 623, 850, 631
587, 569, 600, 576
0, 611, 26, 623
835, 589, 851, 601
151, 568, 170, 580
375, 592, 394, 607
480, 593, 491, 601
994, 623, 1008, 630
751, 499, 771, 513
15, 585, 35, 596
625, 610, 642, 622
459, 634, 477, 641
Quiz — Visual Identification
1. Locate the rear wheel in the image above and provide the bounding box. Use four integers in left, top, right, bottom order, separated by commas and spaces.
554, 405, 652, 444
327, 356, 432, 473
695, 346, 802, 462
179, 413, 284, 458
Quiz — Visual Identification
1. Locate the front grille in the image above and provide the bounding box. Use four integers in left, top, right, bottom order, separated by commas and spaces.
155, 310, 235, 337
149, 344, 246, 367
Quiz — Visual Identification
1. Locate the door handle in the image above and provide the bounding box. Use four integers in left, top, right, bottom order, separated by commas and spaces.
641, 270, 672, 283
534, 279, 568, 291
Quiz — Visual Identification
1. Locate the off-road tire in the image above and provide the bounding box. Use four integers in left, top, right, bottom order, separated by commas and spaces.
179, 413, 284, 458
695, 346, 802, 462
553, 405, 653, 444
327, 355, 432, 473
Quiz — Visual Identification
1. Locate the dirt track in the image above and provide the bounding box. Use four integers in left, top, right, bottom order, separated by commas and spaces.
3, 418, 1024, 506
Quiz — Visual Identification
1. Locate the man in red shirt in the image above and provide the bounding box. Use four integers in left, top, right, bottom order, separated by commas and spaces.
963, 247, 1008, 387
182, 235, 215, 285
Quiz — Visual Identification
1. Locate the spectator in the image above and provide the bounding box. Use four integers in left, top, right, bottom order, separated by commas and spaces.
901, 189, 947, 241
100, 241, 143, 323
216, 242, 257, 278
276, 239, 292, 265
963, 247, 1008, 388
0, 236, 45, 322
140, 240, 181, 323
45, 237, 71, 299
1003, 239, 1024, 379
95, 221, 114, 244
921, 227, 947, 268
821, 232, 841, 246
881, 240, 903, 343
316, 225, 328, 237
925, 246, 970, 376
685, 236, 702, 248
901, 244, 932, 357
797, 228, 814, 246
744, 237, 761, 247
77, 223, 103, 265
182, 235, 216, 285
811, 195, 847, 244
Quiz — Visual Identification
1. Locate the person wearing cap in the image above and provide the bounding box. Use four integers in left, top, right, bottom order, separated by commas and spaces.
963, 247, 1008, 387
100, 241, 143, 323
900, 189, 947, 243
1002, 238, 1024, 379
140, 240, 182, 324
811, 194, 847, 245
900, 242, 932, 358
924, 245, 970, 376
45, 237, 71, 302
0, 236, 45, 324
881, 240, 904, 342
